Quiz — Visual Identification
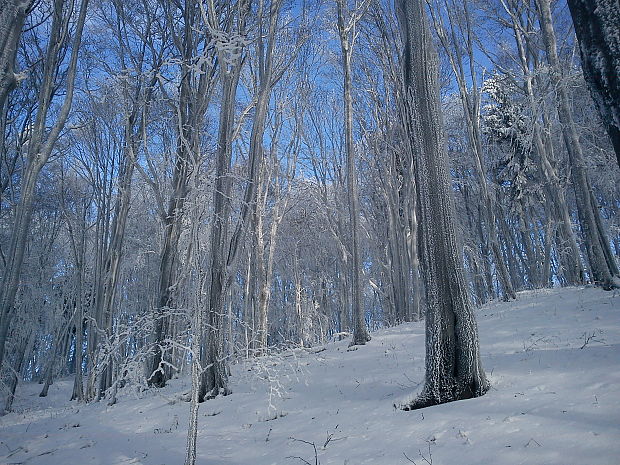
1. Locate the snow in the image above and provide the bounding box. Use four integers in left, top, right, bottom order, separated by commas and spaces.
1, 287, 619, 465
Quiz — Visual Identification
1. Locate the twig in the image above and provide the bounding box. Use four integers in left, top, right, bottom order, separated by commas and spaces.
288, 437, 319, 465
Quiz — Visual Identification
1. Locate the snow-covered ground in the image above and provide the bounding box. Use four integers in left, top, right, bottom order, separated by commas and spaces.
1, 287, 619, 465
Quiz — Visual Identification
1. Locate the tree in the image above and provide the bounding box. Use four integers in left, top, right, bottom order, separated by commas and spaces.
87, 0, 165, 401
487, 0, 586, 288
0, 0, 89, 374
335, 0, 372, 346
185, 1, 250, 462
0, 0, 32, 114
536, 0, 619, 289
149, 0, 215, 389
567, 0, 620, 168
428, 0, 516, 300
395, 0, 489, 409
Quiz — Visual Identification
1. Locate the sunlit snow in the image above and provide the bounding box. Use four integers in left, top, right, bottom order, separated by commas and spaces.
1, 287, 618, 465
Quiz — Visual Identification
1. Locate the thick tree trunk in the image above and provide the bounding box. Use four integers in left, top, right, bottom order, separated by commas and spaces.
199, 65, 242, 401
395, 0, 489, 410
567, 0, 620, 168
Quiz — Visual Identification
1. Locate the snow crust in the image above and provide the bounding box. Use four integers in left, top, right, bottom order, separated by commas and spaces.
1, 287, 619, 464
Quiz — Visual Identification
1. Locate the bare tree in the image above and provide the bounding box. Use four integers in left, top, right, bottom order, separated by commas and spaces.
148, 0, 216, 389
335, 0, 372, 346
0, 0, 90, 373
395, 0, 489, 409
536, 0, 619, 289
490, 0, 585, 287
567, 0, 620, 168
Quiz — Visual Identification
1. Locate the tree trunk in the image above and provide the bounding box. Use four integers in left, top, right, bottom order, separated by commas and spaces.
3, 329, 32, 413
395, 0, 489, 410
68, 208, 87, 402
336, 0, 371, 346
567, 0, 620, 168
0, 0, 31, 114
199, 64, 242, 401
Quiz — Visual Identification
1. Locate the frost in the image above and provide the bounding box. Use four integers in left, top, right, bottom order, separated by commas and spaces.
207, 24, 251, 70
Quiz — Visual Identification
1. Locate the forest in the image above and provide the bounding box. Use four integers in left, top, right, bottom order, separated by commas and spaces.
0, 0, 619, 463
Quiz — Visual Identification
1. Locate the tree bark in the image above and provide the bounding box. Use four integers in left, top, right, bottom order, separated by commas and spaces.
199, 61, 243, 402
395, 0, 489, 410
567, 0, 620, 168
0, 0, 31, 114
336, 0, 371, 346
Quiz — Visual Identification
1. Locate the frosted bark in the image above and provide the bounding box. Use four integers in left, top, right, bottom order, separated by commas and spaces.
199, 67, 239, 401
567, 0, 620, 167
198, 0, 252, 398
336, 0, 371, 346
395, 0, 489, 409
429, 0, 516, 300
0, 0, 30, 114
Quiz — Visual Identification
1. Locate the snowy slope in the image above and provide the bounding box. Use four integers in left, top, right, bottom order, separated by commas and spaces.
1, 287, 619, 465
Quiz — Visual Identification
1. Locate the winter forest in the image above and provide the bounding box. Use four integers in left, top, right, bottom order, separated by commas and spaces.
0, 0, 619, 463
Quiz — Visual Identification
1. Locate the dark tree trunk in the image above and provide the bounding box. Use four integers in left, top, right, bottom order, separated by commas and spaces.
567, 0, 620, 168
395, 0, 489, 410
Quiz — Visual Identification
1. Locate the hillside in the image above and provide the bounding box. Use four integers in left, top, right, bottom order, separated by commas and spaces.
1, 287, 619, 465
